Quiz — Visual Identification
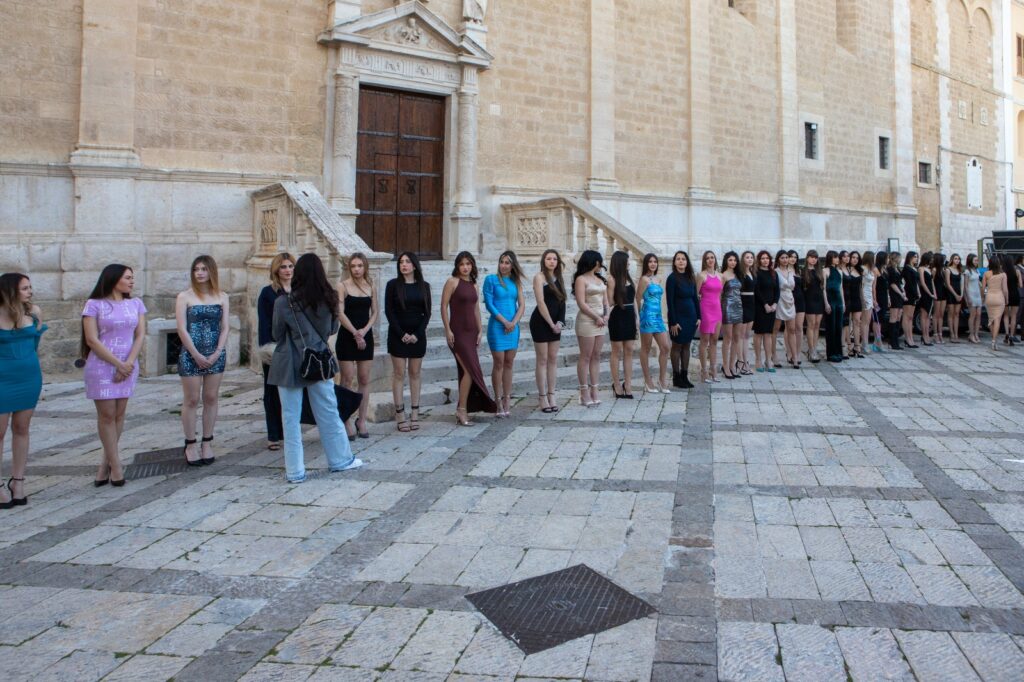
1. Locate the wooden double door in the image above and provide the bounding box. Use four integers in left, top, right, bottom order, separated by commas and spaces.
356, 87, 445, 259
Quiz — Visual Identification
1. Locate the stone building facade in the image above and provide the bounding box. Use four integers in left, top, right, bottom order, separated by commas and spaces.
0, 0, 1017, 371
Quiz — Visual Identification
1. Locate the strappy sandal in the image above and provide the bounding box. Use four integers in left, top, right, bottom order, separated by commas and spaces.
395, 405, 412, 432
409, 405, 421, 431
355, 417, 370, 439
267, 441, 282, 451
200, 435, 216, 465
455, 407, 475, 426
6, 477, 26, 506
547, 392, 560, 412
182, 438, 202, 467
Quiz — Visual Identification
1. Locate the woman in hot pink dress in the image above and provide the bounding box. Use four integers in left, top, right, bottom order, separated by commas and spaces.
81, 265, 147, 487
696, 251, 723, 383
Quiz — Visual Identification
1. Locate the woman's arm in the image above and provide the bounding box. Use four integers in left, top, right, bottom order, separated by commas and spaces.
417, 283, 431, 340
366, 284, 379, 334
574, 278, 601, 322
440, 278, 455, 347
384, 280, 400, 329
513, 281, 525, 326
212, 294, 229, 360
533, 274, 556, 329
175, 293, 210, 368
475, 284, 484, 344
337, 282, 359, 336
83, 315, 127, 370
483, 276, 504, 323
665, 275, 678, 330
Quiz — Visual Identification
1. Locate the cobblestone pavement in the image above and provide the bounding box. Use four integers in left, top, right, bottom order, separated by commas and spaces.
2, 342, 1024, 681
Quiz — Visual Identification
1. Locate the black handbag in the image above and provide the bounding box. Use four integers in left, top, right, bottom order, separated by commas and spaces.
300, 384, 363, 426
289, 301, 339, 382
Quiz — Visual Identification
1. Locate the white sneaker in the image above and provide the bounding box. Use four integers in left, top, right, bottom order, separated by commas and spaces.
332, 458, 364, 472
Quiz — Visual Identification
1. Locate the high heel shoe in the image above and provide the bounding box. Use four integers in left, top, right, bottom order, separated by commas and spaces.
355, 417, 370, 439
409, 405, 422, 430
455, 407, 475, 426
200, 435, 215, 465
579, 385, 595, 407
589, 384, 602, 405
182, 438, 202, 467
659, 382, 672, 394
612, 382, 625, 399
5, 477, 26, 506
547, 392, 561, 411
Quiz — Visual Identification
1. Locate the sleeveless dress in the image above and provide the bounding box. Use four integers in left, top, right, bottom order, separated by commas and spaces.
776, 269, 796, 322
887, 267, 905, 308
529, 282, 566, 343
699, 272, 724, 334
1008, 268, 1022, 307
985, 273, 1007, 321
948, 271, 963, 304
843, 271, 863, 314
608, 283, 638, 342
935, 269, 949, 303
741, 273, 756, 323
386, 279, 430, 358
0, 314, 46, 414
449, 279, 497, 414
179, 304, 227, 377
876, 269, 890, 313
723, 277, 743, 324
666, 272, 700, 345
483, 274, 521, 352
82, 298, 147, 400
575, 279, 608, 338
917, 269, 934, 314
965, 269, 983, 307
792, 269, 806, 314
862, 269, 875, 311
639, 280, 667, 334
336, 294, 374, 362
803, 269, 825, 315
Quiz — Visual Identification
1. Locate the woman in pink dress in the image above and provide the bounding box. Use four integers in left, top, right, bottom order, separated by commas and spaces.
696, 251, 723, 383
80, 265, 147, 487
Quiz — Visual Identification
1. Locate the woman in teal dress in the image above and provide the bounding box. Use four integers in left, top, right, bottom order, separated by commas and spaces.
637, 254, 672, 393
0, 273, 46, 509
483, 251, 525, 417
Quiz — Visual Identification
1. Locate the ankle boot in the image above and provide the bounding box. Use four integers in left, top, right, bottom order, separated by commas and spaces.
672, 371, 684, 388
889, 322, 902, 349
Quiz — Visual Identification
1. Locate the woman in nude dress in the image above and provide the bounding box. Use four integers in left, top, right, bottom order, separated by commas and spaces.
983, 257, 1009, 351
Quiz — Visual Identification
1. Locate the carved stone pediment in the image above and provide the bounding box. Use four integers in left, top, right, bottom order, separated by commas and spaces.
318, 0, 492, 68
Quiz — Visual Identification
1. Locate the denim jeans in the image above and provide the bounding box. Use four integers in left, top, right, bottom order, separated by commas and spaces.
279, 381, 354, 482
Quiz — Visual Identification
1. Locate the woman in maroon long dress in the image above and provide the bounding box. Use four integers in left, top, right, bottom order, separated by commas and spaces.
441, 252, 498, 425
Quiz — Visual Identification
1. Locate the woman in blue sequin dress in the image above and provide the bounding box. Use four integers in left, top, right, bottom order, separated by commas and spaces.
176, 256, 229, 466
637, 254, 672, 393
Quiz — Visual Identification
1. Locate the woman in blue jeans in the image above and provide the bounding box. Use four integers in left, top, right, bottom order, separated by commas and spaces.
268, 253, 362, 482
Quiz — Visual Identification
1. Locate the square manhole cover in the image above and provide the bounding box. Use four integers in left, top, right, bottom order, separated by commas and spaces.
465, 564, 655, 655
125, 447, 191, 480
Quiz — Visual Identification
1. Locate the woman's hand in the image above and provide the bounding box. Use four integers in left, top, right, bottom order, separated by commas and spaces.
445, 330, 454, 348
825, 303, 832, 314
407, 334, 418, 345
551, 321, 563, 334
355, 336, 367, 351
205, 351, 222, 366
503, 320, 515, 334
476, 333, 482, 347
191, 351, 212, 369
671, 323, 681, 336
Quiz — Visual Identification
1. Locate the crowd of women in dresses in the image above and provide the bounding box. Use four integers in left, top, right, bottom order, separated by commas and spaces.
2, 247, 1023, 501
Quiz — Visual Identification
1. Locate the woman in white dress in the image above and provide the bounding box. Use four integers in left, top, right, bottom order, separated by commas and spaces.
774, 250, 798, 367
860, 251, 879, 354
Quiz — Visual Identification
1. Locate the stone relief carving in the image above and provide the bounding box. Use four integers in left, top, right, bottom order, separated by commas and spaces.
259, 208, 278, 246
355, 51, 459, 84
368, 18, 446, 51
516, 217, 549, 248
463, 0, 487, 24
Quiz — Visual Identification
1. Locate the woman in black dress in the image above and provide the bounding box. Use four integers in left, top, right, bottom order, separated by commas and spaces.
385, 252, 431, 432
944, 254, 963, 343
738, 250, 756, 374
256, 252, 294, 451
917, 251, 937, 346
530, 249, 566, 413
337, 252, 377, 440
666, 251, 701, 388
885, 252, 905, 350
753, 250, 779, 372
801, 250, 825, 362
608, 251, 639, 398
844, 251, 864, 357
932, 253, 948, 344
1004, 254, 1022, 344
902, 251, 920, 348
872, 251, 889, 350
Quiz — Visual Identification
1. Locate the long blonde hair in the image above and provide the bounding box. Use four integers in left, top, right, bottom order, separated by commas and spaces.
190, 255, 221, 296
345, 252, 373, 295
269, 252, 295, 292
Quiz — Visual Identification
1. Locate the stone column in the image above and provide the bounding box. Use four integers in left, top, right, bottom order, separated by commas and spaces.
451, 65, 482, 255
686, 0, 712, 199
71, 0, 140, 167
329, 63, 360, 224
892, 0, 918, 246
776, 0, 801, 238
586, 0, 618, 194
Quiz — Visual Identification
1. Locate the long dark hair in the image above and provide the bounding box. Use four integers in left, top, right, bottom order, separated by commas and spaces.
0, 273, 30, 329
802, 250, 820, 288
671, 250, 695, 283
609, 251, 634, 307
395, 251, 430, 310
452, 251, 478, 283
988, 257, 1003, 275
874, 252, 887, 272
1003, 254, 1019, 286
573, 250, 605, 286
966, 253, 979, 271
787, 250, 801, 275
291, 253, 339, 314
919, 252, 933, 275
825, 250, 840, 269
849, 251, 862, 274
80, 264, 133, 360
948, 253, 963, 274
540, 249, 566, 301
904, 251, 918, 268
932, 253, 947, 277
642, 253, 658, 277
756, 250, 774, 273
721, 251, 739, 274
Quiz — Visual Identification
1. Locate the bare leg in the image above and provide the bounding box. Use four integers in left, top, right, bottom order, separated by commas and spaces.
341, 360, 357, 435
0, 414, 8, 503
902, 305, 916, 344
589, 335, 605, 403
535, 341, 549, 408
934, 301, 946, 342
706, 329, 719, 380
609, 341, 622, 392
180, 376, 201, 460
720, 324, 733, 376
639, 333, 653, 388
655, 333, 670, 387
407, 358, 423, 414
3, 410, 32, 500
622, 340, 635, 393
200, 373, 224, 460
577, 335, 596, 404
94, 399, 124, 481
753, 333, 763, 370
491, 351, 504, 408
356, 360, 371, 431
502, 350, 517, 413
918, 308, 931, 343
545, 341, 559, 403
391, 356, 406, 411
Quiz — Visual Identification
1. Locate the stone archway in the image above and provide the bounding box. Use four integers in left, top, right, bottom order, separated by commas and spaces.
318, 1, 492, 259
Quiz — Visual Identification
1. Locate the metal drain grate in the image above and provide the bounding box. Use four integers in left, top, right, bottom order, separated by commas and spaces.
465, 564, 655, 655
125, 447, 191, 480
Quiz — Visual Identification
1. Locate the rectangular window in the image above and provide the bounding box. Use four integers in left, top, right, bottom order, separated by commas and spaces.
804, 122, 818, 160
1017, 35, 1024, 77
878, 136, 890, 170
918, 161, 932, 185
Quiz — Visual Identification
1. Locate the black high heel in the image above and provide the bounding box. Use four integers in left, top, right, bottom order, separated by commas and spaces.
6, 477, 26, 506
612, 382, 625, 399
183, 438, 202, 467
200, 435, 215, 464
355, 417, 370, 439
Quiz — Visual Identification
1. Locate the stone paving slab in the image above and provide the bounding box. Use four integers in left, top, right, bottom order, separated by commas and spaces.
1, 347, 1024, 679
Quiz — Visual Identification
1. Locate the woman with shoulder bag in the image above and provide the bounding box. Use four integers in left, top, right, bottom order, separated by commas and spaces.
268, 253, 362, 483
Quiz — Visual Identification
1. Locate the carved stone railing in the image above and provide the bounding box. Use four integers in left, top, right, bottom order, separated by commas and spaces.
501, 195, 661, 264
246, 181, 392, 368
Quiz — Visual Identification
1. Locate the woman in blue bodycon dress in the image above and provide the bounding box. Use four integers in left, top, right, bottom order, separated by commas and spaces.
637, 254, 672, 393
176, 255, 229, 466
483, 251, 525, 417
0, 273, 46, 509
